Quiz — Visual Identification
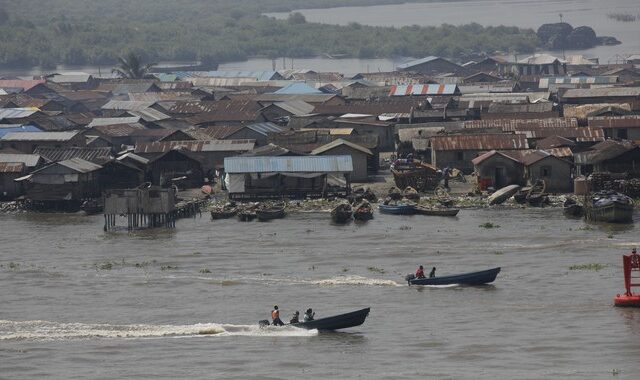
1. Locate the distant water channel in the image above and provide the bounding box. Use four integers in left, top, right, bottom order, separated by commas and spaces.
1, 208, 639, 378
267, 0, 640, 63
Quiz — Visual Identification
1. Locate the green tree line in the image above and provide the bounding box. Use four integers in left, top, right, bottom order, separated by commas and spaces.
0, 0, 537, 68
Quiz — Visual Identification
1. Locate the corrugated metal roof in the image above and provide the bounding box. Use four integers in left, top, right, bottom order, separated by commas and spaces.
101, 100, 156, 111
188, 77, 258, 87
116, 152, 149, 164
127, 109, 170, 122
397, 56, 440, 70
0, 124, 41, 138
588, 115, 640, 129
310, 138, 373, 156
430, 134, 529, 151
0, 108, 39, 120
487, 103, 554, 114
389, 84, 458, 96
270, 100, 315, 116
563, 87, 640, 98
1, 131, 79, 141
471, 150, 521, 165
520, 127, 604, 141
34, 147, 112, 163
246, 122, 283, 136
87, 117, 141, 128
0, 162, 25, 173
539, 76, 618, 89
574, 140, 637, 164
516, 54, 564, 65
0, 79, 45, 91
48, 74, 93, 83
274, 83, 323, 95
112, 83, 159, 95
135, 139, 255, 154
224, 155, 353, 173
90, 123, 146, 137
57, 157, 103, 173
0, 153, 41, 167
464, 118, 578, 131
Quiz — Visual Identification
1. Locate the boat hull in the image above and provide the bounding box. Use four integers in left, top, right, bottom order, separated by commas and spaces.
409, 267, 501, 286
415, 207, 459, 216
292, 308, 370, 331
210, 209, 237, 219
614, 294, 640, 307
585, 203, 634, 224
256, 208, 285, 221
487, 185, 520, 205
379, 204, 416, 215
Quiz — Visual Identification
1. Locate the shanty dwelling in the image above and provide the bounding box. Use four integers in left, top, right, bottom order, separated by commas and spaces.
0, 131, 85, 154
259, 101, 315, 124
333, 119, 395, 152
573, 140, 640, 176
224, 155, 353, 200
0, 154, 43, 200
521, 150, 573, 193
0, 124, 42, 139
99, 160, 145, 190
134, 139, 255, 177
146, 149, 204, 188
216, 122, 283, 147
588, 115, 640, 141
429, 134, 529, 173
33, 146, 113, 165
397, 56, 465, 76
18, 158, 103, 211
310, 139, 373, 181
472, 150, 526, 190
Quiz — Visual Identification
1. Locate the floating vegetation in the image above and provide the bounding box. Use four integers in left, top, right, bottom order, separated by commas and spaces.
367, 266, 385, 274
607, 13, 637, 22
199, 268, 212, 274
479, 222, 500, 229
161, 265, 178, 271
578, 225, 594, 231
399, 225, 412, 230
494, 251, 504, 255
569, 263, 607, 271
342, 268, 349, 272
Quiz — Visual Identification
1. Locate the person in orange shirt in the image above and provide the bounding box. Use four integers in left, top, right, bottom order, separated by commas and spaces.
271, 305, 284, 326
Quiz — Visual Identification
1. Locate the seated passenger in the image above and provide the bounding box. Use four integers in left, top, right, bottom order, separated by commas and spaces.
304, 308, 315, 322
416, 265, 425, 279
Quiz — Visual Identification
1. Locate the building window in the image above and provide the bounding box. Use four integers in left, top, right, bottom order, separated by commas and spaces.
456, 151, 464, 161
541, 166, 551, 177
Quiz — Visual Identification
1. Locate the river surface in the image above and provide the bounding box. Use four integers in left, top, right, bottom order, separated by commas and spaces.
1, 208, 639, 379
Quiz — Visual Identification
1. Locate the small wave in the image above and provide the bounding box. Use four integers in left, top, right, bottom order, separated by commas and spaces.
0, 320, 317, 341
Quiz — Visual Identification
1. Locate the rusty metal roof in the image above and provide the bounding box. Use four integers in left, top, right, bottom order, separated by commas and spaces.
464, 118, 577, 131
520, 127, 604, 141
430, 134, 528, 151
471, 150, 521, 165
134, 139, 255, 154
0, 162, 25, 173
1, 131, 79, 141
34, 147, 112, 164
588, 115, 640, 129
487, 103, 554, 114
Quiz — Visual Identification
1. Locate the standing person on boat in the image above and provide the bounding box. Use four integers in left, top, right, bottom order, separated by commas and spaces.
429, 267, 436, 278
271, 305, 284, 326
304, 308, 315, 322
290, 311, 300, 324
443, 167, 451, 190
416, 265, 426, 278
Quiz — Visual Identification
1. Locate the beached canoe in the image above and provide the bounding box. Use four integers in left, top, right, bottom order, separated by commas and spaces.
379, 204, 416, 215
259, 308, 371, 331
210, 208, 237, 220
353, 201, 373, 221
414, 206, 460, 216
256, 204, 286, 221
406, 267, 501, 286
488, 185, 520, 205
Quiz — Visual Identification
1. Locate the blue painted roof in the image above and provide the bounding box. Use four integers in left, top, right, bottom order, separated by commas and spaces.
274, 83, 323, 95
224, 155, 353, 173
397, 56, 441, 70
0, 124, 41, 138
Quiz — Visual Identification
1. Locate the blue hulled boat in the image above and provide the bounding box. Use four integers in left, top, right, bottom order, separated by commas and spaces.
379, 204, 416, 215
259, 307, 370, 331
406, 267, 501, 286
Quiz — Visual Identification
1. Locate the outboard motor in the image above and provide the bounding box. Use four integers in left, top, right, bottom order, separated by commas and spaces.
258, 319, 270, 328
405, 273, 416, 283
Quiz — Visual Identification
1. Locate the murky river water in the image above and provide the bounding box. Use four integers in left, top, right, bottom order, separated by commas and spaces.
0, 208, 639, 378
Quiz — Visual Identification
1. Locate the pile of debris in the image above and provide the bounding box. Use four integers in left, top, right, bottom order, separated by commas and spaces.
0, 201, 27, 214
